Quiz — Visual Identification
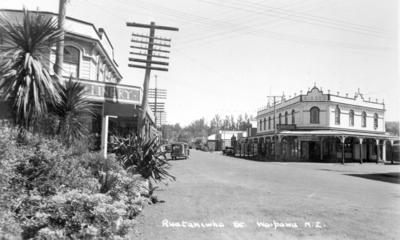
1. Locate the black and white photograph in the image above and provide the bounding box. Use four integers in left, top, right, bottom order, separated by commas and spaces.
0, 0, 399, 239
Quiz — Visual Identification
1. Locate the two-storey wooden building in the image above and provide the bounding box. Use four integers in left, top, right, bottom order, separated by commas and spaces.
0, 9, 157, 155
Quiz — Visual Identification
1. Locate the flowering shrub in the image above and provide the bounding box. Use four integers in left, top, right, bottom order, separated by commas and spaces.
0, 127, 149, 239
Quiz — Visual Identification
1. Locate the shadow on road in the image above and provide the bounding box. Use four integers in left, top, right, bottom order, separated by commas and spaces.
344, 172, 400, 184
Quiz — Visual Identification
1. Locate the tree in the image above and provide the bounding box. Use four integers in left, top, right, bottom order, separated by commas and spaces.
0, 9, 62, 127
53, 77, 94, 146
386, 121, 399, 136
237, 114, 244, 130
223, 115, 230, 130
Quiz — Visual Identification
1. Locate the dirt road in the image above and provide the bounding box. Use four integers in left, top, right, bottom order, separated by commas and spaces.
133, 150, 400, 240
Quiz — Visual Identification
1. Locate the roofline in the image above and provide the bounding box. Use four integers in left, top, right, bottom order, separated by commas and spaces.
258, 99, 385, 116
258, 86, 385, 113
66, 32, 123, 79
0, 9, 121, 78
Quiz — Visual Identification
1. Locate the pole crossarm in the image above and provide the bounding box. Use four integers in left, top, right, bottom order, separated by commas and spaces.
130, 39, 171, 47
132, 33, 171, 41
130, 46, 170, 53
130, 52, 169, 59
127, 22, 179, 31
129, 58, 169, 66
128, 64, 168, 72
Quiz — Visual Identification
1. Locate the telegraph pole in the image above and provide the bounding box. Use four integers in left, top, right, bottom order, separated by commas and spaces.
54, 0, 68, 77
267, 95, 281, 161
154, 75, 158, 127
126, 21, 178, 138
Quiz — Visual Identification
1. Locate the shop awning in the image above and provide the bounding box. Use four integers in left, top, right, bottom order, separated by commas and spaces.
255, 130, 399, 141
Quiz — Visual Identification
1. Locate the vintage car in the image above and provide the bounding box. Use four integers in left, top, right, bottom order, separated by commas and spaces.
222, 146, 235, 156
171, 142, 190, 160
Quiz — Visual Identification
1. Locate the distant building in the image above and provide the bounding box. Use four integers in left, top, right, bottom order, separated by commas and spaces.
207, 130, 247, 151
239, 86, 398, 162
0, 9, 156, 155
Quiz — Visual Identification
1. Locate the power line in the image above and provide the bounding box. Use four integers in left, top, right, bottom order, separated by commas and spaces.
198, 0, 388, 36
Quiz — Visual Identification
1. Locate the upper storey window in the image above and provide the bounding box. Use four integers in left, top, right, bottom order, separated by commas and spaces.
268, 116, 271, 129
278, 113, 282, 125
291, 109, 295, 124
361, 111, 367, 127
335, 105, 341, 125
349, 110, 354, 126
263, 118, 266, 131
259, 119, 262, 131
284, 111, 288, 125
310, 107, 320, 124
63, 46, 80, 78
374, 113, 378, 129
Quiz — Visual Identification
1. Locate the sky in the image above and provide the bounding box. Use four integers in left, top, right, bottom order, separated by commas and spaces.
1, 0, 399, 126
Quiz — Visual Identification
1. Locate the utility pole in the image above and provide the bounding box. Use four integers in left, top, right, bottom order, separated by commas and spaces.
54, 0, 68, 77
267, 95, 281, 161
154, 75, 158, 127
149, 86, 167, 127
126, 21, 178, 139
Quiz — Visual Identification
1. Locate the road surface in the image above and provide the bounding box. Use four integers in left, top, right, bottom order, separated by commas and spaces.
133, 150, 400, 240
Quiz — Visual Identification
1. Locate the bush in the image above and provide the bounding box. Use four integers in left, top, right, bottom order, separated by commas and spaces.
0, 127, 149, 239
110, 136, 175, 182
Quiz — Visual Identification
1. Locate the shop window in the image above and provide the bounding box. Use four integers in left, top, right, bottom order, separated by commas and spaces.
310, 107, 320, 124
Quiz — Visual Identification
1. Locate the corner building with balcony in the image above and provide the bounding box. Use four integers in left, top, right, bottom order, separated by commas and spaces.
0, 9, 156, 152
249, 86, 398, 163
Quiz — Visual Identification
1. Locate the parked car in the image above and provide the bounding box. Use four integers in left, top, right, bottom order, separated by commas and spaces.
222, 147, 235, 156
158, 144, 172, 159
171, 142, 190, 160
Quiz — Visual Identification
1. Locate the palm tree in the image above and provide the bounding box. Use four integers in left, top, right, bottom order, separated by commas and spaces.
53, 77, 95, 146
0, 9, 62, 128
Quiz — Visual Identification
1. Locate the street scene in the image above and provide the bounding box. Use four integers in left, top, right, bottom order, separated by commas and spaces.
0, 0, 399, 239
134, 150, 400, 240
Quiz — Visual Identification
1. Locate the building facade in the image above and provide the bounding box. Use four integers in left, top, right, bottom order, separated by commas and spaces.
0, 9, 157, 155
238, 86, 398, 163
207, 130, 247, 151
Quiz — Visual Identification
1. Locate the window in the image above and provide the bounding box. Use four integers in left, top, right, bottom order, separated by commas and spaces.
285, 111, 288, 125
268, 116, 271, 129
260, 119, 262, 131
263, 118, 266, 131
349, 110, 354, 126
335, 105, 341, 125
310, 107, 320, 124
291, 109, 295, 124
63, 46, 80, 78
361, 111, 367, 127
278, 113, 282, 125
98, 64, 104, 81
374, 113, 378, 129
273, 115, 275, 129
